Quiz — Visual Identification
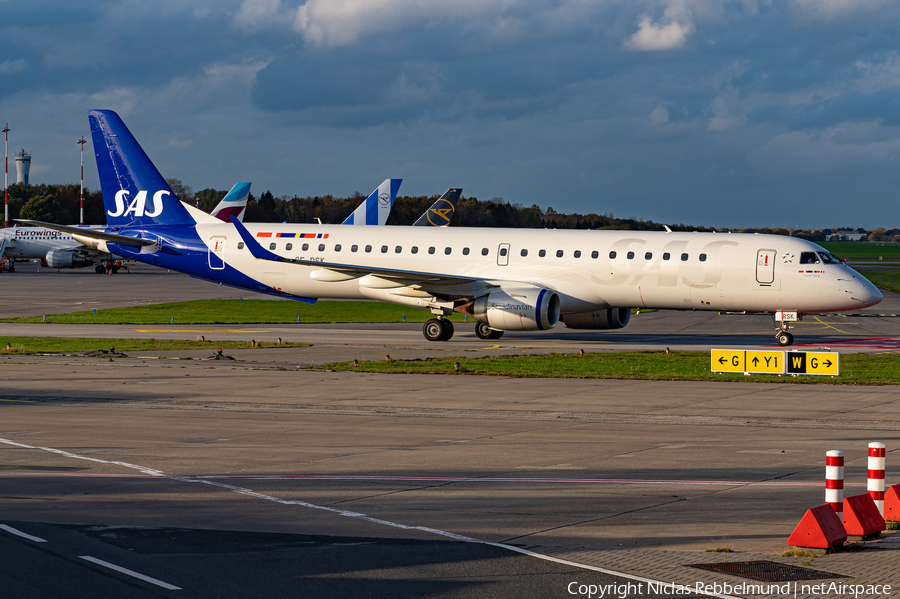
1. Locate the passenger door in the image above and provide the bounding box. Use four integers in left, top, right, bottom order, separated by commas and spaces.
756, 249, 776, 285
497, 243, 510, 266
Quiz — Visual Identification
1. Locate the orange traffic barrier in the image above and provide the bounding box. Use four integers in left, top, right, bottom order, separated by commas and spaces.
884, 484, 900, 522
788, 503, 847, 549
843, 493, 886, 536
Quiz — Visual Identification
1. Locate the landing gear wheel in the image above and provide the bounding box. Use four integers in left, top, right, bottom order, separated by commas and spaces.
423, 318, 448, 342
442, 319, 454, 341
95, 264, 106, 274
475, 321, 504, 340
776, 331, 794, 347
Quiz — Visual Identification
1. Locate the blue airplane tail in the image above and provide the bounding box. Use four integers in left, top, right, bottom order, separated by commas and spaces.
341, 179, 402, 225
89, 109, 193, 227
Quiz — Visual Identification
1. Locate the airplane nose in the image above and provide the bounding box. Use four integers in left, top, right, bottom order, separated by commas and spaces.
856, 276, 882, 308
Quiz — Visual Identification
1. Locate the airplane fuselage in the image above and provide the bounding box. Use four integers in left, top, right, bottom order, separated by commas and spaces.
103, 223, 881, 316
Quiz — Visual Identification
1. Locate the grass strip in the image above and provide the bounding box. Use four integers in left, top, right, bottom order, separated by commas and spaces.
1, 300, 468, 324
2, 300, 650, 325
820, 242, 900, 261
324, 351, 900, 385
0, 336, 307, 355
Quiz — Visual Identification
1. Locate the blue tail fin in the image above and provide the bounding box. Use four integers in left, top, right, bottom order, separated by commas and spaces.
89, 109, 193, 227
341, 179, 402, 225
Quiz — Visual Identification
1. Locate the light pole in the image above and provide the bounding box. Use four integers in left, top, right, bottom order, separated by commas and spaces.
78, 136, 87, 225
3, 124, 8, 228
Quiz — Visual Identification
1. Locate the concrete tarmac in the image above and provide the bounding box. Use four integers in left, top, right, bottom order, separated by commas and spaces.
3, 261, 900, 597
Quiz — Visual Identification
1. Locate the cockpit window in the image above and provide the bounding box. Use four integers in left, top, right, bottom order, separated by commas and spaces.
818, 251, 840, 265
799, 251, 820, 265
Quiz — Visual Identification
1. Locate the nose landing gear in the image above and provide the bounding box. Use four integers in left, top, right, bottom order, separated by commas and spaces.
776, 329, 794, 347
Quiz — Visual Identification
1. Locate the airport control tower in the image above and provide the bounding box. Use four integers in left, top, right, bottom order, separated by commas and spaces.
15, 149, 30, 185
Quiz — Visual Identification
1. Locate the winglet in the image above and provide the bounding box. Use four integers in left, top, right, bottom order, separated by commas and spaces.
229, 216, 284, 262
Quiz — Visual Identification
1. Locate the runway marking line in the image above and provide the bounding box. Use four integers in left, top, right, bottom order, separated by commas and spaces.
0, 524, 48, 543
79, 556, 181, 591
0, 436, 741, 599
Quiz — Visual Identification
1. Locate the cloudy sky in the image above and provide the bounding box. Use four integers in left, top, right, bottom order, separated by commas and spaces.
2, 0, 899, 228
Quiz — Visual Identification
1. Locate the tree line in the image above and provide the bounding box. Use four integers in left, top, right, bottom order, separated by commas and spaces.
3, 179, 897, 242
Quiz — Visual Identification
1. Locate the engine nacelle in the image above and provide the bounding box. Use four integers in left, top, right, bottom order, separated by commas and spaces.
562, 308, 632, 330
45, 250, 92, 269
470, 287, 560, 331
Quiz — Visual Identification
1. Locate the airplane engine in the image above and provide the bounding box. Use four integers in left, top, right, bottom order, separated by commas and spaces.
45, 250, 92, 269
561, 308, 631, 330
470, 287, 560, 331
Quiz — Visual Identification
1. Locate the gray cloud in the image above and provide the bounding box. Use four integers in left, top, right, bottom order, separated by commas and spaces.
1, 0, 899, 228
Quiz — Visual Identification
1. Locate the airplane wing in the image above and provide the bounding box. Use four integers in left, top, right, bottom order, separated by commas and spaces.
230, 216, 474, 285
15, 220, 157, 247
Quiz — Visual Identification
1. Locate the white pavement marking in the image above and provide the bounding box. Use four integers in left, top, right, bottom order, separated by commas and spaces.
6, 437, 740, 599
0, 437, 165, 477
79, 556, 181, 591
0, 524, 47, 543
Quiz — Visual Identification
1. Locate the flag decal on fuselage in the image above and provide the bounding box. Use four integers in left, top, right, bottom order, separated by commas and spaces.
256, 232, 330, 239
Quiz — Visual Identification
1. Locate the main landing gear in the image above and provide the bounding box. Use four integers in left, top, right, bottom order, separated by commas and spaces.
474, 321, 503, 340
423, 318, 454, 341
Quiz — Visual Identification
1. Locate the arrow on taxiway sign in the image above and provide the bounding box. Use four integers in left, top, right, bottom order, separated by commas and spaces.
824, 360, 833, 367
751, 357, 760, 366
718, 357, 727, 364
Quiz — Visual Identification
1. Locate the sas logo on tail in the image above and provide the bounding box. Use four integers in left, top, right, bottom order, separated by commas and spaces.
108, 190, 170, 218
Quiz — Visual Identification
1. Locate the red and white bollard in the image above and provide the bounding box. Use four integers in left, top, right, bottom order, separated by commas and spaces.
868, 442, 886, 516
826, 450, 844, 515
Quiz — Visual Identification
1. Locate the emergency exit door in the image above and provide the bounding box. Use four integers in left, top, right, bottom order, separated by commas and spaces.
497, 243, 510, 266
756, 249, 776, 284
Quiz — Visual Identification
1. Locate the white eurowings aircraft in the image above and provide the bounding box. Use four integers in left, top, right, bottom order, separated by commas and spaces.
0, 182, 251, 273
25, 110, 883, 347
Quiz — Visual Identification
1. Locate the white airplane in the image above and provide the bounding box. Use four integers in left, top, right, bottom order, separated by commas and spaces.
0, 182, 252, 273
25, 110, 883, 347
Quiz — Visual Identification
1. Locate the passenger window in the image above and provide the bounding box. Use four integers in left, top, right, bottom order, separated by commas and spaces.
539, 249, 546, 257
627, 251, 634, 259
316, 244, 323, 251
663, 252, 670, 260
463, 247, 470, 255
269, 243, 276, 250
351, 244, 358, 252
608, 251, 616, 259
592, 251, 599, 259
286, 243, 293, 251
302, 243, 309, 251
395, 246, 402, 253
645, 252, 652, 260
556, 250, 564, 258
574, 250, 581, 258
335, 244, 342, 252
444, 247, 452, 255
481, 248, 489, 256
237, 242, 245, 250
428, 246, 435, 254
681, 253, 688, 261
380, 245, 387, 253
521, 249, 528, 257
365, 245, 372, 253
800, 251, 820, 264
411, 246, 418, 254
699, 253, 707, 262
